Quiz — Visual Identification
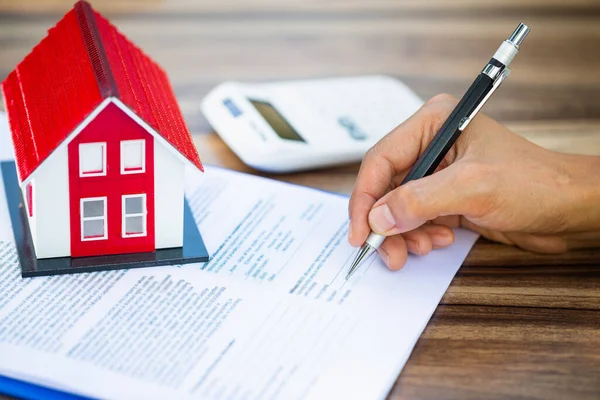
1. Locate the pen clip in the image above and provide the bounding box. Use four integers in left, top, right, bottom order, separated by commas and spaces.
458, 68, 511, 131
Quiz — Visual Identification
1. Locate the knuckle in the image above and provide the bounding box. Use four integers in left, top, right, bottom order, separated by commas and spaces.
364, 141, 394, 175
364, 140, 386, 163
349, 191, 377, 220
364, 143, 380, 161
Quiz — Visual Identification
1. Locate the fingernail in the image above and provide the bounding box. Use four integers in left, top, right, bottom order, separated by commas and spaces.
431, 232, 453, 248
369, 204, 396, 234
347, 222, 353, 241
377, 248, 390, 267
405, 239, 420, 255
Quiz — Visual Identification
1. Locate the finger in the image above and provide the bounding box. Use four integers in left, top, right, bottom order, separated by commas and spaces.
434, 215, 501, 240
419, 224, 455, 249
378, 235, 408, 270
402, 224, 455, 255
458, 217, 515, 245
402, 228, 432, 255
348, 95, 457, 246
368, 161, 493, 235
378, 224, 456, 270
348, 189, 382, 247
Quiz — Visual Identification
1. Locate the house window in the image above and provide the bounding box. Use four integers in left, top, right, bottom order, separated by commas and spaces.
120, 139, 145, 174
81, 197, 107, 241
122, 194, 146, 237
79, 142, 106, 177
26, 182, 33, 217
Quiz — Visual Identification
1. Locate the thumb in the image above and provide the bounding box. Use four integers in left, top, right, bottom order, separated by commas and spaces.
368, 163, 487, 235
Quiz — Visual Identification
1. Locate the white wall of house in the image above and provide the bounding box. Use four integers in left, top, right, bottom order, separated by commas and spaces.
154, 138, 184, 249
29, 146, 71, 258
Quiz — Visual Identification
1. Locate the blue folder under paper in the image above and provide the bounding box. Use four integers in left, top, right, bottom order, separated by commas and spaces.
0, 375, 90, 400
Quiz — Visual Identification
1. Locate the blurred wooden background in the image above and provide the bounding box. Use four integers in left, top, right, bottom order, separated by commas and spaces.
2, 0, 600, 140
1, 1, 600, 399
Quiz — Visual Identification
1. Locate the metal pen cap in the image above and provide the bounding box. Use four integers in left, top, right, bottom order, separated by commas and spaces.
491, 22, 530, 68
507, 23, 530, 49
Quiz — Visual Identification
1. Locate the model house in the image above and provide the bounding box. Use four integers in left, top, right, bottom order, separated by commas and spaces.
1, 0, 203, 260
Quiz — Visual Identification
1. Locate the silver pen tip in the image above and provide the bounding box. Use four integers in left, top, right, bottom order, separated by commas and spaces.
345, 244, 374, 280
345, 266, 356, 281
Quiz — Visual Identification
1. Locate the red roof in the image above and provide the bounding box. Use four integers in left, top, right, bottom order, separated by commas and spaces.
1, 1, 203, 181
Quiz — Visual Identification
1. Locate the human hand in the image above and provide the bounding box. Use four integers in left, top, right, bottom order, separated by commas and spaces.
348, 94, 600, 270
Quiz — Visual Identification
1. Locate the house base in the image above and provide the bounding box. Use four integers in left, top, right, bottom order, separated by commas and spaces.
1, 161, 210, 278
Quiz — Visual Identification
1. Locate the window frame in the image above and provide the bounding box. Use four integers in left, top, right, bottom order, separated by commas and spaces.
79, 142, 107, 177
120, 139, 146, 175
122, 194, 147, 238
80, 197, 108, 241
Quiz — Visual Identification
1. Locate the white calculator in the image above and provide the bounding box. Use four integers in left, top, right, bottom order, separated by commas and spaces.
201, 75, 423, 173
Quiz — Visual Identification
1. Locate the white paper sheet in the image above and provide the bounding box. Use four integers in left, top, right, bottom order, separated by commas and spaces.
0, 115, 478, 399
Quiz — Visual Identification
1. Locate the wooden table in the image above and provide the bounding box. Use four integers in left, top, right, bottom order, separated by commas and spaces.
1, 1, 600, 399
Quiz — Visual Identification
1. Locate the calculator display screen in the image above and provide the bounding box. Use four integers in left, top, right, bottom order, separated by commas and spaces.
249, 99, 305, 142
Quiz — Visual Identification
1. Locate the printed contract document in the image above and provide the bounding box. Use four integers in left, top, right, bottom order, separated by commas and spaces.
0, 116, 478, 399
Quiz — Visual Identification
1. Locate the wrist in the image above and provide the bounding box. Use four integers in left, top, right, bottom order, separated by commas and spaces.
561, 153, 600, 232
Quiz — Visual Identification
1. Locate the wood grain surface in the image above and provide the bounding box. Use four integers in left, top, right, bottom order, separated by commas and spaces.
1, 1, 599, 399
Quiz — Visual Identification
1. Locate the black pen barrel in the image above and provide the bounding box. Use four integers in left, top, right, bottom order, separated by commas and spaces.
402, 73, 495, 183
